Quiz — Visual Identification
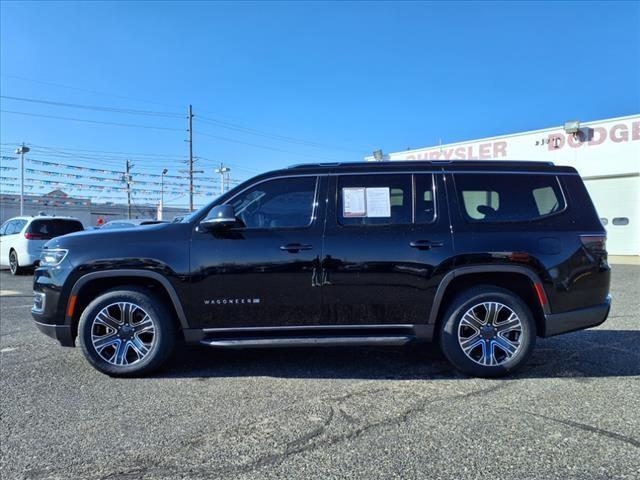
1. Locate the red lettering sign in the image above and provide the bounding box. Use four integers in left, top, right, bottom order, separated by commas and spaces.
610, 124, 629, 143
547, 133, 565, 150
633, 121, 640, 141
588, 127, 607, 146
493, 141, 507, 158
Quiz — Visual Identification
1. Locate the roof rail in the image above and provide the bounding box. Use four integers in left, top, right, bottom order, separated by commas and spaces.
288, 162, 343, 169
288, 160, 556, 169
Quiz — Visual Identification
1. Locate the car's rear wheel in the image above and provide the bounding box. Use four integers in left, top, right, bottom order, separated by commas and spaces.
439, 286, 536, 377
8, 250, 24, 275
78, 287, 176, 377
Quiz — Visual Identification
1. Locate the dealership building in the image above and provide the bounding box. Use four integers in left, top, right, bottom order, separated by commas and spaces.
367, 114, 639, 256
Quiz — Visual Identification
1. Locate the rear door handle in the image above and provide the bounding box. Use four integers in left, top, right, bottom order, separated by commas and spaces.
409, 240, 444, 250
280, 243, 313, 253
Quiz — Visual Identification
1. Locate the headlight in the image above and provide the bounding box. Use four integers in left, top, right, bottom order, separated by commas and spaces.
40, 249, 68, 266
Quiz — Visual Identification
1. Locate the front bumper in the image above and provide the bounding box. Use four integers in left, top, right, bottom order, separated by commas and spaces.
542, 295, 612, 337
33, 319, 75, 347
31, 260, 77, 347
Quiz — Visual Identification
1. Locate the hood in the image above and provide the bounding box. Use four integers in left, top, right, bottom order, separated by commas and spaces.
43, 222, 181, 250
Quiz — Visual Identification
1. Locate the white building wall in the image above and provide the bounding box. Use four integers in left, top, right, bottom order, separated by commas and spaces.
370, 115, 640, 255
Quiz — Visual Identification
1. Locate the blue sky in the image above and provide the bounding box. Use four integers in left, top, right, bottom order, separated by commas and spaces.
1, 1, 639, 207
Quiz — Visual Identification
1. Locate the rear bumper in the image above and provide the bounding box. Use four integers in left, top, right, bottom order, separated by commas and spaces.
33, 319, 75, 347
542, 295, 611, 337
19, 252, 40, 267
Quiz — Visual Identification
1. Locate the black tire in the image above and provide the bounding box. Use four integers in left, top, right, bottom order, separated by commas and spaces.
78, 287, 176, 377
439, 286, 536, 378
9, 250, 25, 275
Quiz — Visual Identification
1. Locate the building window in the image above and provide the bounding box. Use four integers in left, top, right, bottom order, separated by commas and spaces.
612, 217, 629, 226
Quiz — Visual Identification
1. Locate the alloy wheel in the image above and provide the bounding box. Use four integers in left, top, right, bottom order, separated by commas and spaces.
9, 251, 18, 275
91, 302, 156, 366
457, 302, 523, 366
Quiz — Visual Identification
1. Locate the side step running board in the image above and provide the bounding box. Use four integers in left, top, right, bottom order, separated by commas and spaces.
200, 335, 415, 348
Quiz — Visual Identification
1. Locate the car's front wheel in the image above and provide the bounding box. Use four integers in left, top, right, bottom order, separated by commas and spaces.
78, 287, 176, 377
439, 286, 536, 377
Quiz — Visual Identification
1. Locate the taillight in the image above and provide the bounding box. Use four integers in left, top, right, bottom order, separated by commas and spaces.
24, 232, 46, 240
580, 234, 607, 253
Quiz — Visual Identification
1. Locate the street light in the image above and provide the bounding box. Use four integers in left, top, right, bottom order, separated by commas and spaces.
215, 163, 230, 194
160, 168, 168, 219
15, 143, 30, 215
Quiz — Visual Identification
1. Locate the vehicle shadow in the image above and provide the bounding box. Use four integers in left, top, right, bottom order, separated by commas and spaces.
159, 329, 640, 380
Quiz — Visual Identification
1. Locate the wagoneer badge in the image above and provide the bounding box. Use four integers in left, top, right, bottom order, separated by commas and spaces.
204, 298, 261, 305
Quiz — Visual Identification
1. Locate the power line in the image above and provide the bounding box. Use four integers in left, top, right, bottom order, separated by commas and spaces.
1, 110, 341, 162
1, 95, 184, 118
1, 109, 185, 132
1, 74, 183, 109
196, 115, 361, 153
2, 142, 188, 159
194, 130, 339, 161
2, 85, 365, 154
195, 158, 260, 175
24, 153, 187, 169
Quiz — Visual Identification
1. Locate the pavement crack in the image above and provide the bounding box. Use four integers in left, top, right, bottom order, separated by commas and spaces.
515, 410, 640, 449
285, 406, 335, 451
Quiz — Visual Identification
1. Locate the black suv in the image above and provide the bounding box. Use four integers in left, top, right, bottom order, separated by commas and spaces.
32, 161, 611, 377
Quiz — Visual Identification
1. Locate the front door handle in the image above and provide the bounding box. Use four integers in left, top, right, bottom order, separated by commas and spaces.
409, 240, 444, 250
280, 243, 313, 253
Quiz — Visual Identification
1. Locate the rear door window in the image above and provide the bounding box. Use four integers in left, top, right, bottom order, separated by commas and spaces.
27, 219, 84, 239
414, 174, 437, 223
454, 173, 566, 223
3, 221, 17, 235
7, 220, 27, 235
338, 174, 412, 226
0, 221, 11, 235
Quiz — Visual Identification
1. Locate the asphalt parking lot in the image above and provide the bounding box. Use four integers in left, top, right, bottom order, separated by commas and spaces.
1, 266, 639, 480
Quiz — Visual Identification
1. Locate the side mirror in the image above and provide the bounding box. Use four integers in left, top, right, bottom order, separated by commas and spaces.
199, 205, 238, 231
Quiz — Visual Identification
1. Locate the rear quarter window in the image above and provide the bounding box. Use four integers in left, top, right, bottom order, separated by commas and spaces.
454, 173, 566, 223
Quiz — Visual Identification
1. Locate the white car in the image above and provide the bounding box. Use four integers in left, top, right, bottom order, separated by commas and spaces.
0, 216, 84, 275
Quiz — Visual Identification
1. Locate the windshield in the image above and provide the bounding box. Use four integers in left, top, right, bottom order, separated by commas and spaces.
179, 190, 231, 223
180, 203, 211, 223
179, 179, 266, 223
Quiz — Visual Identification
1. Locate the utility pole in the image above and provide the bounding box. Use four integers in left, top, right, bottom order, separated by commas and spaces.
15, 143, 30, 215
188, 104, 194, 211
215, 162, 230, 194
126, 160, 132, 219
